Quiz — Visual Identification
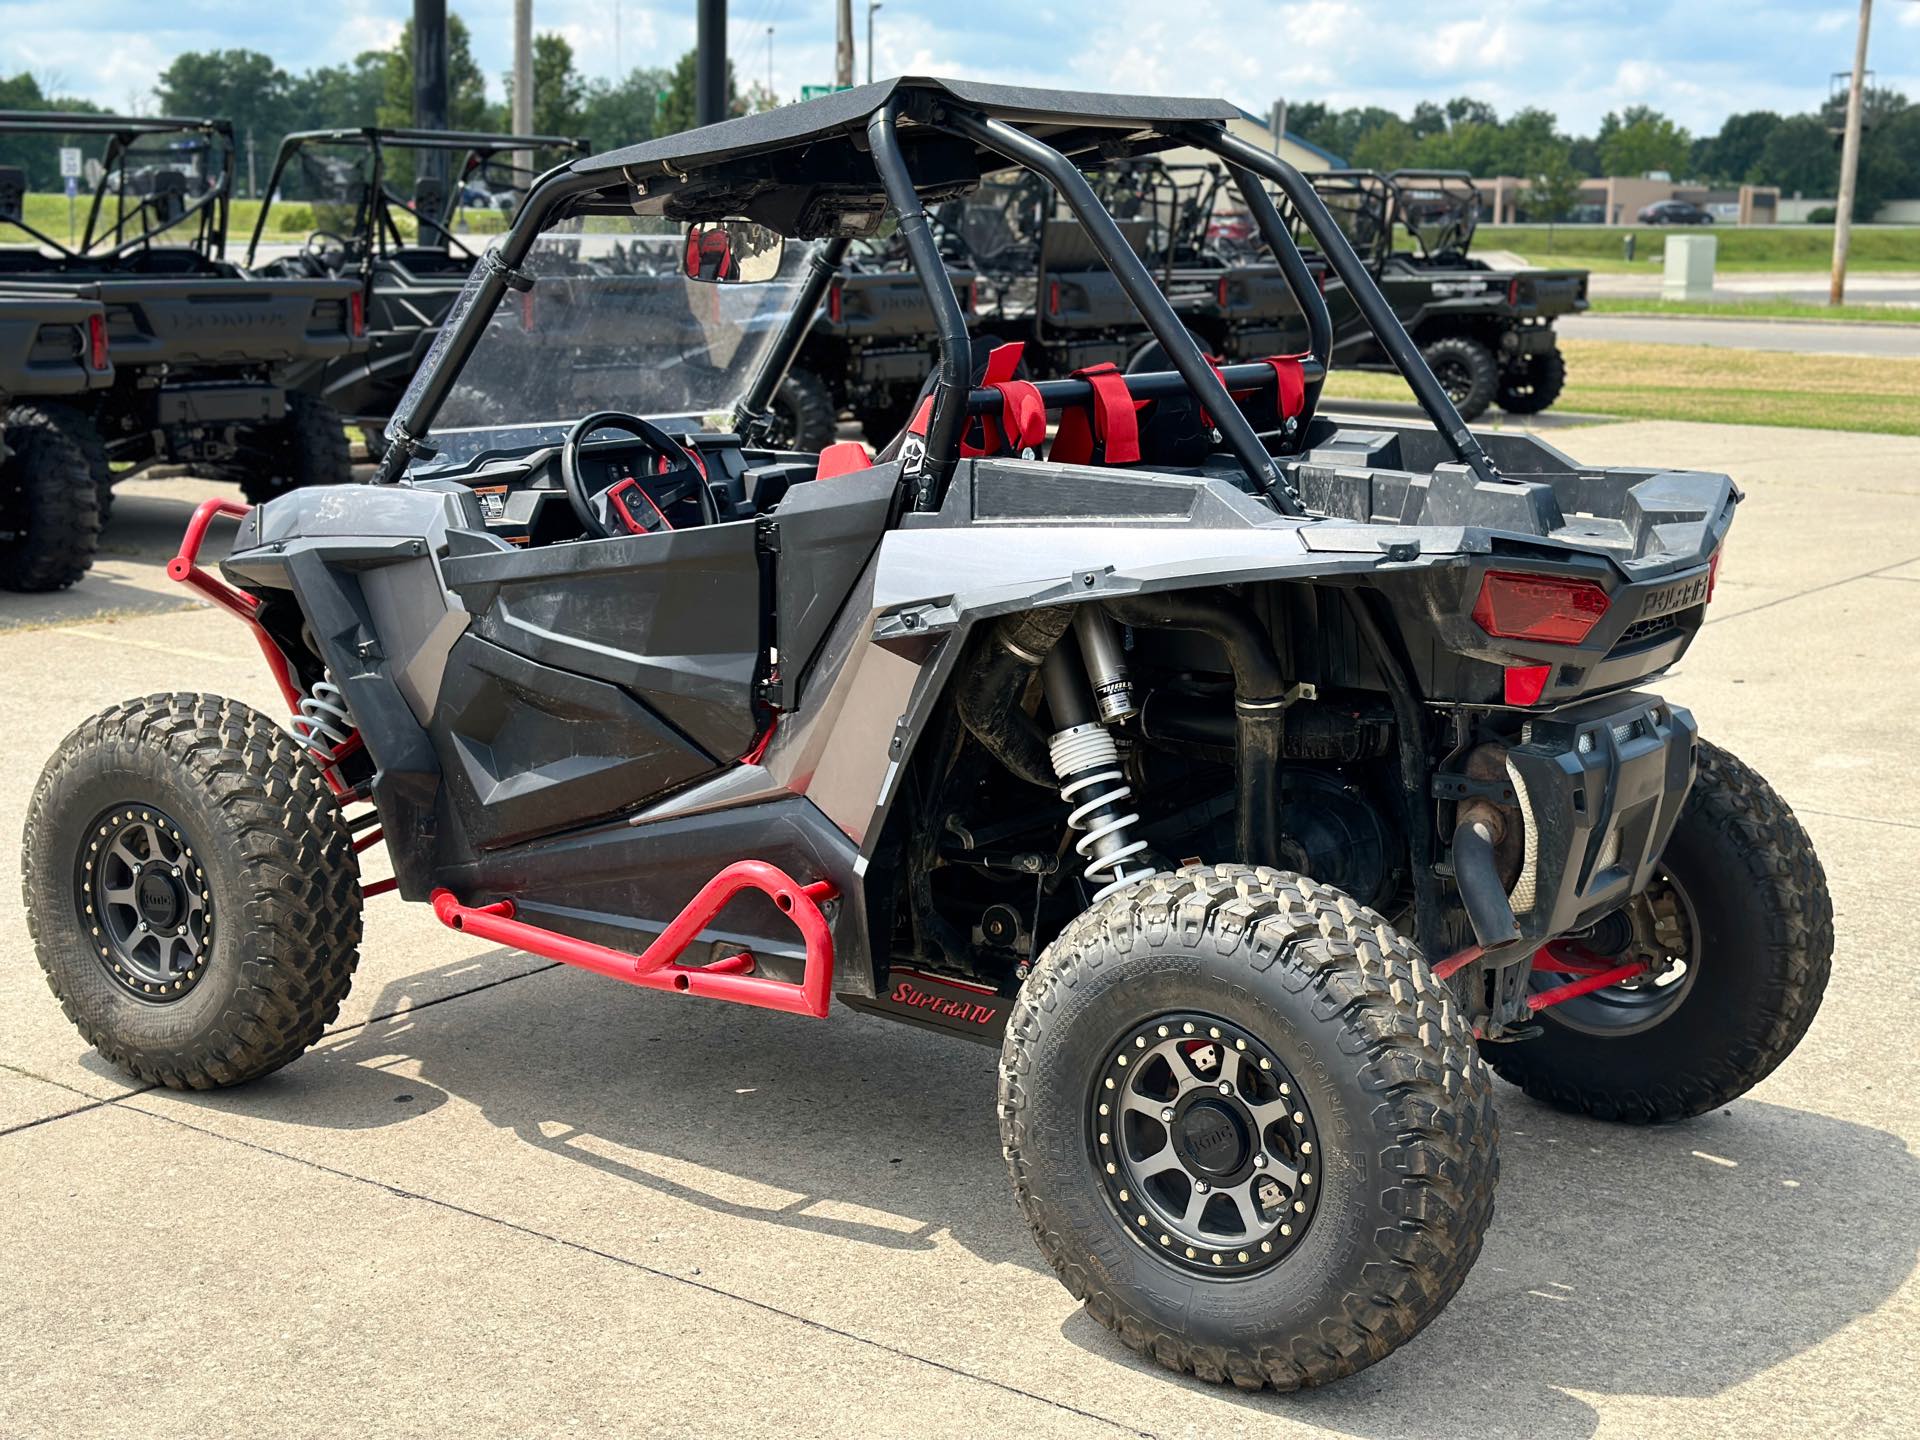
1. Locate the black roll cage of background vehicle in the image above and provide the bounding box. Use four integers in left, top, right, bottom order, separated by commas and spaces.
242, 127, 592, 272
0, 111, 234, 260
374, 78, 1502, 505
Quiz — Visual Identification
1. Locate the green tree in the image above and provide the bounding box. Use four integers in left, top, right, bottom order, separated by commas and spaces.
376, 12, 492, 133
1700, 110, 1781, 183
286, 54, 389, 132
0, 71, 102, 190
506, 33, 587, 138
153, 48, 292, 192
1597, 105, 1691, 177
1525, 140, 1584, 240
578, 67, 671, 154
1755, 114, 1836, 198
1350, 117, 1415, 172
656, 49, 741, 135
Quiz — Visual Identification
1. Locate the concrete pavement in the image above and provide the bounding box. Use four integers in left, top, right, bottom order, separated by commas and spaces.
5, 429, 1919, 1438
1560, 312, 1920, 358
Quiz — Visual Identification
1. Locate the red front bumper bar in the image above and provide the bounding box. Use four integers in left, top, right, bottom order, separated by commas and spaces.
431, 860, 838, 1019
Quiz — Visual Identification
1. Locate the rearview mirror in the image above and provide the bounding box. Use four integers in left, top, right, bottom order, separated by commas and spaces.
682, 219, 785, 284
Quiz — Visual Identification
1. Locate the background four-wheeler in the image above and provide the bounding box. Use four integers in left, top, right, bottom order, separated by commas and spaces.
1290, 167, 1589, 418
244, 126, 589, 457
1, 293, 112, 588
25, 80, 1830, 1394
0, 112, 364, 519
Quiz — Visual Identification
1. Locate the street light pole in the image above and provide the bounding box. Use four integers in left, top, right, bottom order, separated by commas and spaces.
1829, 0, 1873, 305
696, 0, 728, 127
836, 0, 854, 88
867, 2, 883, 86
414, 0, 448, 182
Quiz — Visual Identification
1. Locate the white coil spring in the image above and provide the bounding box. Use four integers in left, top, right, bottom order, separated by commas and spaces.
1049, 724, 1155, 903
291, 677, 355, 757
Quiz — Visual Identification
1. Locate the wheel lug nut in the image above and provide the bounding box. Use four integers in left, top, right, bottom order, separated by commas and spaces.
1160, 1107, 1174, 1123
1217, 1081, 1232, 1096
1254, 1154, 1267, 1168
1195, 1181, 1209, 1193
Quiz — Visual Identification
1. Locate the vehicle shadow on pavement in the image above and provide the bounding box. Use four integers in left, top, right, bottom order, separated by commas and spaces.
1062, 1089, 1920, 1436
0, 489, 226, 631
171, 955, 1918, 1426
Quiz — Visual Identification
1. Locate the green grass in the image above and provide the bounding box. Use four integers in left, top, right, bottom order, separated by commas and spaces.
2, 191, 508, 253
1323, 338, 1920, 437
1480, 223, 1920, 274
1586, 296, 1920, 324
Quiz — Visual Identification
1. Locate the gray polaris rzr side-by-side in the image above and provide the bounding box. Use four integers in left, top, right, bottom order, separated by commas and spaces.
23, 79, 1830, 1391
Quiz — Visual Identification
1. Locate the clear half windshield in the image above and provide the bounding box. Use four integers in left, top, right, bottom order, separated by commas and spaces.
395, 216, 815, 475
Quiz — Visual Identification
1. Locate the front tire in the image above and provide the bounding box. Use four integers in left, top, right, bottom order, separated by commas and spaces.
1001, 865, 1497, 1390
1420, 335, 1498, 422
239, 391, 352, 505
766, 366, 838, 453
1486, 740, 1832, 1122
23, 693, 363, 1089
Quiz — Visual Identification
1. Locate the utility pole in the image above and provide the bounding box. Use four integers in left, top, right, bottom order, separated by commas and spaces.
1269, 98, 1288, 156
1830, 0, 1872, 305
767, 26, 776, 93
866, 2, 882, 86
246, 130, 257, 200
836, 0, 854, 88
697, 0, 728, 126
414, 0, 449, 181
513, 0, 534, 183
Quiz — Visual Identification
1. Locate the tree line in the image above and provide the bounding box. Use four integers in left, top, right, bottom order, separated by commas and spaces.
1289, 89, 1920, 219
0, 11, 773, 193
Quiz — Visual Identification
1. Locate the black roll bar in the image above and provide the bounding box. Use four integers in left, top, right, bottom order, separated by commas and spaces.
1214, 156, 1332, 369
866, 101, 974, 510
938, 106, 1305, 518
735, 234, 852, 436
1195, 127, 1499, 485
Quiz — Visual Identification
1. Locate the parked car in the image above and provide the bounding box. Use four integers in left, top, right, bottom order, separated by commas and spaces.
1637, 199, 1714, 225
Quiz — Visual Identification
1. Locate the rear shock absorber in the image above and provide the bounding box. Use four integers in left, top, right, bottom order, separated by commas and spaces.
290, 674, 355, 760
1044, 611, 1154, 903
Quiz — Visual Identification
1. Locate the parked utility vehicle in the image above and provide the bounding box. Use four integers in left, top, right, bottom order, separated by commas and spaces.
1296, 168, 1588, 418
243, 126, 588, 455
0, 112, 363, 517
24, 81, 1830, 1392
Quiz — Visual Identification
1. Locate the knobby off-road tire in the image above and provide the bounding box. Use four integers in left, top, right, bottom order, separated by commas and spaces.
1001, 864, 1498, 1391
1487, 740, 1832, 1122
23, 693, 362, 1090
1496, 345, 1567, 415
34, 401, 116, 527
1420, 335, 1498, 422
769, 366, 838, 453
239, 392, 353, 505
1, 403, 99, 592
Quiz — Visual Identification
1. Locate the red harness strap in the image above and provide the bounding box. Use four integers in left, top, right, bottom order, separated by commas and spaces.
1049, 363, 1142, 465
961, 343, 1046, 458
1265, 353, 1309, 421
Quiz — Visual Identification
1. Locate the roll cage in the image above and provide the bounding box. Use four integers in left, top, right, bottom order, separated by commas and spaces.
1291, 167, 1482, 265
0, 111, 234, 261
243, 127, 590, 270
376, 78, 1501, 507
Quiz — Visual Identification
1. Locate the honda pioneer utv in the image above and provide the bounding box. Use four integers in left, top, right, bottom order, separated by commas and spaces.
1, 293, 113, 588
0, 113, 364, 520
243, 126, 589, 457
1292, 168, 1588, 420
24, 81, 1830, 1392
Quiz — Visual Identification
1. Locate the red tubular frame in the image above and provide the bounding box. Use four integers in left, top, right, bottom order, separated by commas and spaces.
430, 860, 838, 1019
1433, 939, 1651, 1021
168, 497, 362, 800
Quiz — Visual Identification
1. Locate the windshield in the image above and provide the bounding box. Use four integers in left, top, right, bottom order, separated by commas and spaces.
0, 126, 229, 260
397, 213, 813, 475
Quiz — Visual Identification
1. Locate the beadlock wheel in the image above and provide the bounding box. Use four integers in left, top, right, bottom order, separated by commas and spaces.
79, 804, 214, 1002
1093, 1011, 1320, 1276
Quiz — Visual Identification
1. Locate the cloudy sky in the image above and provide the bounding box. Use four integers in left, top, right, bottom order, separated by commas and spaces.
3, 0, 1916, 136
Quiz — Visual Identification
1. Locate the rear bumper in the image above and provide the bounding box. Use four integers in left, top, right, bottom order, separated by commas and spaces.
1500, 690, 1697, 949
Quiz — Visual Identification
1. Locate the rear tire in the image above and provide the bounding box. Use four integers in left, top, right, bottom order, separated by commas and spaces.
1420, 335, 1498, 422
23, 693, 363, 1090
239, 392, 352, 505
1485, 740, 1831, 1122
767, 366, 837, 453
1001, 864, 1497, 1390
1, 403, 100, 592
36, 402, 116, 527
1497, 345, 1567, 415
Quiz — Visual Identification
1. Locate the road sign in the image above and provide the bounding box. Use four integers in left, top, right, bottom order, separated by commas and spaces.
64, 176, 77, 198
58, 146, 83, 179
800, 84, 852, 101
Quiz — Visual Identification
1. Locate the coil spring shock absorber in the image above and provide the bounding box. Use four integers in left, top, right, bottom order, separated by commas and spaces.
290, 675, 354, 760
1044, 610, 1154, 903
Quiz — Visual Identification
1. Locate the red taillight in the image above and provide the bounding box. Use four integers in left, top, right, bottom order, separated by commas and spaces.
1707, 548, 1724, 602
87, 312, 109, 371
1504, 663, 1552, 706
827, 280, 843, 324
1048, 278, 1062, 316
1472, 570, 1610, 646
1217, 274, 1231, 308
347, 289, 366, 338
1507, 276, 1521, 306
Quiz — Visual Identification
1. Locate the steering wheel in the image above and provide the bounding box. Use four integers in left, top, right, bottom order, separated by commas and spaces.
302, 230, 352, 275
560, 411, 716, 539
